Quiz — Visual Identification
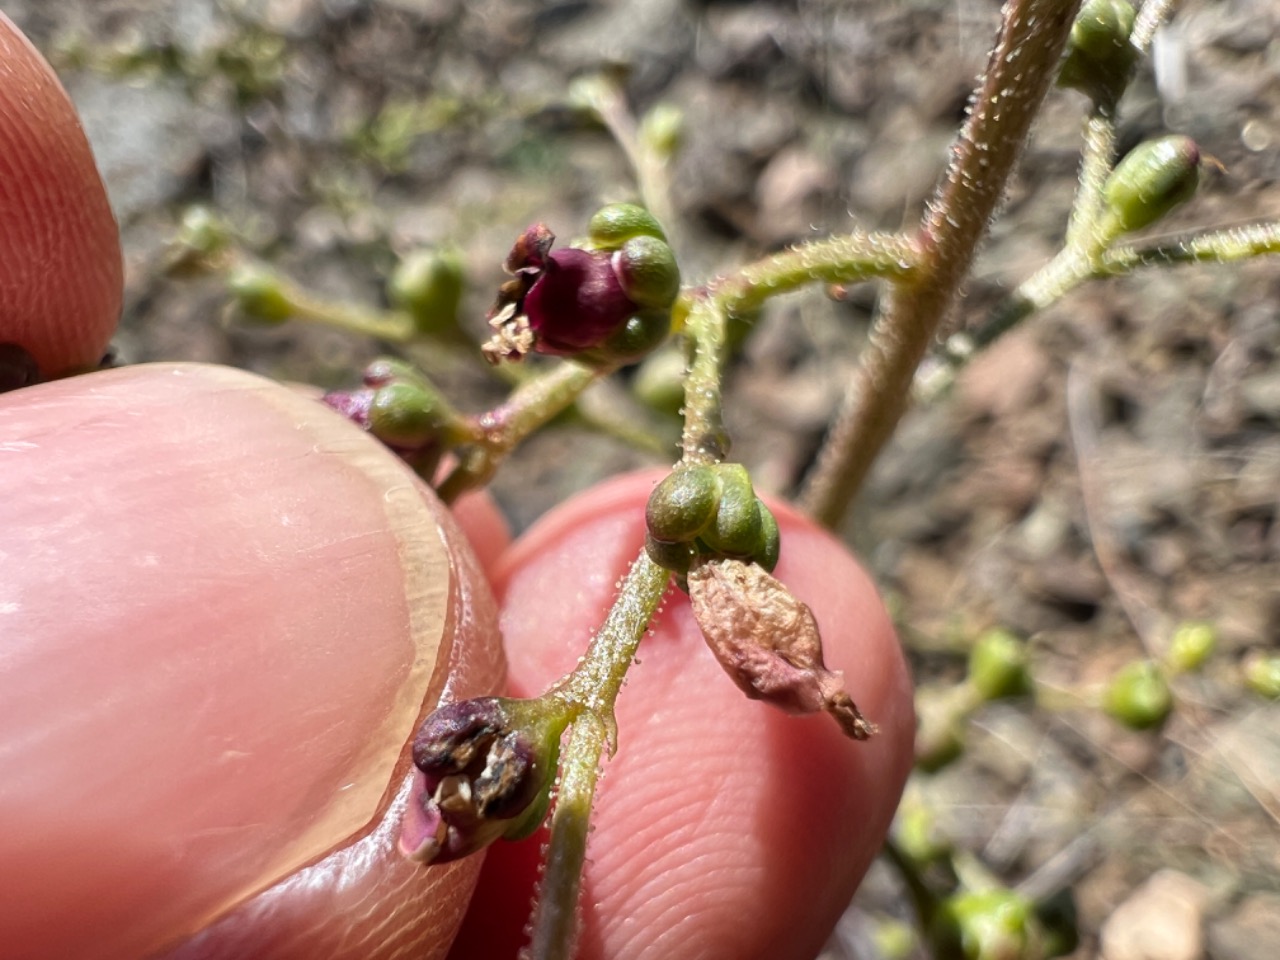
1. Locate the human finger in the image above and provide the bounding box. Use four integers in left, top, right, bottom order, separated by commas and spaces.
0, 12, 121, 378
0, 363, 505, 960
451, 470, 915, 960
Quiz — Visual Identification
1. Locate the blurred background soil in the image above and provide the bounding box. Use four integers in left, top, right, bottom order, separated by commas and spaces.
9, 0, 1279, 957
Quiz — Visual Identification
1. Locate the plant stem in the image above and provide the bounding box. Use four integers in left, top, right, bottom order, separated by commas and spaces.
799, 0, 1083, 528
1064, 108, 1118, 249
524, 711, 605, 960
437, 362, 605, 501
527, 553, 670, 958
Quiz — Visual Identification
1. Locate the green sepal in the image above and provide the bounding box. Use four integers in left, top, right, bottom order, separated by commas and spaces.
753, 501, 780, 573
578, 308, 672, 368
646, 466, 723, 544
701, 463, 762, 557
645, 533, 699, 575
587, 202, 668, 249
615, 234, 680, 309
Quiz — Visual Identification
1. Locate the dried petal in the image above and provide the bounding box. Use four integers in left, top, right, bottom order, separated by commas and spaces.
686, 558, 875, 740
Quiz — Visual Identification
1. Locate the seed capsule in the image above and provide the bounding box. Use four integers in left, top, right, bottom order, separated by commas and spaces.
1058, 0, 1138, 105
1103, 660, 1173, 731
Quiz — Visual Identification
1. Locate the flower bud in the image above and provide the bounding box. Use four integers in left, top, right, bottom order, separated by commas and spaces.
587, 202, 668, 250
967, 627, 1033, 701
1101, 136, 1201, 238
1166, 620, 1217, 674
932, 890, 1040, 960
1058, 0, 1138, 105
1244, 654, 1280, 700
1103, 660, 1173, 731
400, 696, 567, 864
387, 248, 465, 338
646, 466, 723, 544
228, 263, 293, 325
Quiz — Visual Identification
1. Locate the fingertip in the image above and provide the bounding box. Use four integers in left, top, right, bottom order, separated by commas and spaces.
466, 469, 913, 960
0, 13, 122, 376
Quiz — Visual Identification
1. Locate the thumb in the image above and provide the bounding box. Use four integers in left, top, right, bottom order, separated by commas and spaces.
0, 12, 121, 378
0, 363, 505, 960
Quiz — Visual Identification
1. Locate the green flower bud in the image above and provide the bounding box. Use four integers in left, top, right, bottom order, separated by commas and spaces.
228, 263, 293, 325
644, 533, 699, 575
1058, 0, 1138, 105
367, 380, 446, 450
933, 890, 1039, 960
1244, 654, 1280, 700
895, 795, 952, 865
754, 501, 781, 573
176, 204, 231, 258
701, 463, 762, 557
387, 248, 465, 337
1101, 136, 1201, 238
646, 466, 723, 544
968, 627, 1033, 701
1166, 620, 1217, 674
587, 202, 668, 249
614, 234, 681, 309
1103, 660, 1173, 730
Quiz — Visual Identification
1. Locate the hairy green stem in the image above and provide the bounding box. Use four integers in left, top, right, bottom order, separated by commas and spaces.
527, 553, 670, 958
437, 362, 605, 501
800, 0, 1083, 528
1064, 108, 1119, 249
524, 712, 607, 960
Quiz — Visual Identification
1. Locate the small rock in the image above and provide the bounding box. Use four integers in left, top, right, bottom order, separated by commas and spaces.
1208, 894, 1280, 960
1101, 870, 1208, 960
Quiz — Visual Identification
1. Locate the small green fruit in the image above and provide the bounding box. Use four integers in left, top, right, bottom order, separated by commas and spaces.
639, 102, 684, 157
968, 627, 1033, 701
1244, 654, 1280, 700
754, 502, 780, 573
228, 263, 292, 324
1166, 620, 1217, 673
1103, 660, 1173, 731
387, 248, 465, 337
587, 202, 668, 249
644, 533, 699, 575
586, 307, 672, 366
1101, 136, 1201, 238
646, 467, 723, 544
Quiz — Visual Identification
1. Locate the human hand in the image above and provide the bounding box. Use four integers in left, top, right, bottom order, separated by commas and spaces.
0, 13, 914, 959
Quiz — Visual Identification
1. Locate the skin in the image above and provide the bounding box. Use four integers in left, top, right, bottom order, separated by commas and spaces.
0, 12, 914, 960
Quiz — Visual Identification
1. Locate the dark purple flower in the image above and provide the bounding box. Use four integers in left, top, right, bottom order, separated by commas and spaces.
399, 696, 564, 865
